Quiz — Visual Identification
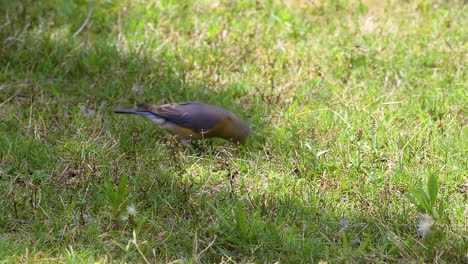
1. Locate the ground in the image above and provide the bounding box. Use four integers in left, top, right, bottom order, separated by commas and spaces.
0, 0, 467, 263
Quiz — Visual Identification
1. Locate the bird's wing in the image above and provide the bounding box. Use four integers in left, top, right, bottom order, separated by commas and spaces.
138, 102, 225, 132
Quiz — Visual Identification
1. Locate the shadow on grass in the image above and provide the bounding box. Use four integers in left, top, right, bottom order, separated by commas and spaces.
0, 10, 465, 264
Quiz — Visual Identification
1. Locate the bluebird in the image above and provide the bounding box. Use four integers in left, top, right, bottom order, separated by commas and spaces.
113, 102, 250, 146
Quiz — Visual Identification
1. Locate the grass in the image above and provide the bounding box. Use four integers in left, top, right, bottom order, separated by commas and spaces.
0, 0, 467, 262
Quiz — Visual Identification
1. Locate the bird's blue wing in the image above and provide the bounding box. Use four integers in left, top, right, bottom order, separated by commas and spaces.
149, 102, 226, 131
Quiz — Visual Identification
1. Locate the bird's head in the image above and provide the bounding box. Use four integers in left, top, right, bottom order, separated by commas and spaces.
213, 113, 250, 145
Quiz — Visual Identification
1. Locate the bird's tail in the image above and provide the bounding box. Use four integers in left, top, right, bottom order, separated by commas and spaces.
114, 109, 138, 114
113, 109, 154, 115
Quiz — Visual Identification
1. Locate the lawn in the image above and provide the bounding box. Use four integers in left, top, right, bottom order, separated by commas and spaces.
0, 0, 466, 263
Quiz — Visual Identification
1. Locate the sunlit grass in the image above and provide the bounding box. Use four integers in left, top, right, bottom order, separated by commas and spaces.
0, 0, 466, 262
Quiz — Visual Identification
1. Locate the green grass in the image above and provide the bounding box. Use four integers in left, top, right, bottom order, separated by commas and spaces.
0, 0, 467, 262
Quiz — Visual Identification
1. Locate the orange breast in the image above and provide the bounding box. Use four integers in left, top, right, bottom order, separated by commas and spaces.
166, 125, 204, 139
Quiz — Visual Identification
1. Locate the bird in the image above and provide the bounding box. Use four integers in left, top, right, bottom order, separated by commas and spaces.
113, 102, 250, 146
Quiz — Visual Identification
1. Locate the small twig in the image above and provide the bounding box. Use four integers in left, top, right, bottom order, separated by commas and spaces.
399, 119, 427, 156
444, 39, 452, 50
11, 218, 32, 225
3, 23, 29, 45
197, 235, 218, 261
153, 38, 171, 54
246, 114, 283, 118
73, 8, 94, 37
132, 230, 150, 264
18, 23, 30, 39
65, 42, 85, 58
0, 94, 15, 108
328, 108, 351, 128
24, 126, 58, 134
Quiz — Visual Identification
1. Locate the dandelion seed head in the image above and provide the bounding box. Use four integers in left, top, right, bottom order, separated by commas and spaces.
82, 214, 91, 222
417, 214, 435, 238
132, 83, 144, 94
127, 204, 137, 216
339, 218, 350, 229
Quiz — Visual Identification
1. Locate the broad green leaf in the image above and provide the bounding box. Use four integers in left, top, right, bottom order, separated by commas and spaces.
427, 174, 439, 208
235, 203, 249, 239
412, 188, 430, 212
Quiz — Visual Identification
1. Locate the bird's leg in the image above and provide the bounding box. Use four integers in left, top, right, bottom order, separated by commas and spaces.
178, 138, 204, 156
179, 138, 191, 147
179, 138, 197, 154
191, 140, 203, 156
